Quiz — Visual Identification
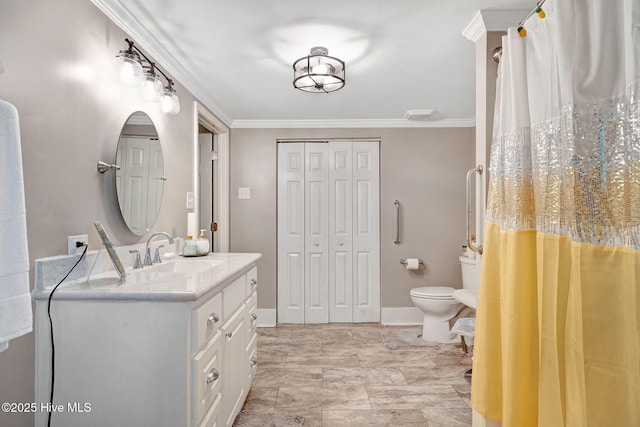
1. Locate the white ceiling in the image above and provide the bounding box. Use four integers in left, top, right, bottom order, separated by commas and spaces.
94, 0, 532, 127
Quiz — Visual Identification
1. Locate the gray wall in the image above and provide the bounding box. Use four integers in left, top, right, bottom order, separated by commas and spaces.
229, 128, 475, 311
0, 0, 198, 425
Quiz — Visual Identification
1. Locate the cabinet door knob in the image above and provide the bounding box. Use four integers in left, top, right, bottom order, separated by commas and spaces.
314, 242, 319, 246
250, 357, 257, 367
207, 313, 219, 325
225, 332, 233, 338
250, 278, 257, 287
206, 368, 219, 384
250, 313, 258, 321
339, 241, 344, 246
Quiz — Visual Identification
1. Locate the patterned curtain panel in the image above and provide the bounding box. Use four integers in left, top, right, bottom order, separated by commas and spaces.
471, 1, 640, 426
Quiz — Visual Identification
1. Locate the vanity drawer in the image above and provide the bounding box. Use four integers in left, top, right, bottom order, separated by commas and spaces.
198, 393, 221, 427
223, 275, 246, 316
246, 266, 258, 295
192, 331, 222, 426
246, 294, 258, 338
246, 334, 257, 383
192, 292, 223, 351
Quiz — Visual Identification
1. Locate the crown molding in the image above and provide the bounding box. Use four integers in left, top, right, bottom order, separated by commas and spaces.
462, 9, 529, 42
90, 0, 233, 126
231, 117, 476, 129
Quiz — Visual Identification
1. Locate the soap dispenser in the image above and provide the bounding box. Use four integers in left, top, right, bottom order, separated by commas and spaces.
196, 229, 210, 255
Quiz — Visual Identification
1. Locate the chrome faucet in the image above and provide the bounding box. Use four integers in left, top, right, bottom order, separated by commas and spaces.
144, 232, 175, 266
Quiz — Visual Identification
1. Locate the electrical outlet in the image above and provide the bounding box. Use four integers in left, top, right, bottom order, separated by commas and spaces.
67, 234, 88, 255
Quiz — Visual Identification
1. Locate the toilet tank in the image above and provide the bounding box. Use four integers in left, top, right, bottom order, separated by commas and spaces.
459, 256, 479, 292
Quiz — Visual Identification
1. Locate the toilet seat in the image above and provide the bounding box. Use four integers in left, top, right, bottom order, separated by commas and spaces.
410, 286, 456, 299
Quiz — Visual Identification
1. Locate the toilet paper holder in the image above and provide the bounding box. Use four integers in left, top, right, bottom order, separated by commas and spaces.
399, 258, 424, 266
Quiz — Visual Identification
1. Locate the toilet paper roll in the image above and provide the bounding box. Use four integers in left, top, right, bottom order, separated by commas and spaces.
187, 212, 197, 238
405, 258, 420, 270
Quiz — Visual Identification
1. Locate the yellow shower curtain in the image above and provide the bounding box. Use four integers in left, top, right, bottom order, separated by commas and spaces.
471, 1, 640, 426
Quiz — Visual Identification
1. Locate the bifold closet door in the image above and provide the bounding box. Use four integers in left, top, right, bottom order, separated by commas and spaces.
352, 141, 380, 322
304, 143, 329, 323
328, 142, 354, 322
277, 143, 305, 323
278, 141, 379, 324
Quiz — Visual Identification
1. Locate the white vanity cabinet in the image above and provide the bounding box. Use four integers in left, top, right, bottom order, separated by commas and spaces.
33, 254, 260, 427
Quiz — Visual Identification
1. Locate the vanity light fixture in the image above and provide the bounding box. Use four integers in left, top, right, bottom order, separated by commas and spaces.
160, 81, 180, 114
115, 39, 180, 114
293, 46, 345, 93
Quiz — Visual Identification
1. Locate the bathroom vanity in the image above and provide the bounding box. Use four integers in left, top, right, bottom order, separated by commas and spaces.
32, 252, 261, 427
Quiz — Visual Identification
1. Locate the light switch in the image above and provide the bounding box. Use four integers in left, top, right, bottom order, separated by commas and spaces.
238, 187, 251, 200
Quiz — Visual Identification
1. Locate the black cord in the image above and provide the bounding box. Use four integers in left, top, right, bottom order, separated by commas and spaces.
46, 244, 88, 427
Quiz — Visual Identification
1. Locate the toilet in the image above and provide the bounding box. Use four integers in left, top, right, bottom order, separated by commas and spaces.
410, 255, 479, 343
410, 286, 462, 343
453, 256, 479, 309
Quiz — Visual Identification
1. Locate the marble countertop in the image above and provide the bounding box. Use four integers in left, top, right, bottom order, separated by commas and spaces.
32, 252, 262, 302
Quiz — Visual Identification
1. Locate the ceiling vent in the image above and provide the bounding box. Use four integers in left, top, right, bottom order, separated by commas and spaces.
404, 109, 435, 120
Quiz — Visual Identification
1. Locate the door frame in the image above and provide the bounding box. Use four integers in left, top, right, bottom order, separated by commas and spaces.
193, 101, 230, 252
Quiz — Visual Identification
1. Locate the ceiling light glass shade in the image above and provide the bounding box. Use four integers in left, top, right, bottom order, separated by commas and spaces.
160, 86, 180, 114
116, 50, 144, 87
140, 71, 163, 102
293, 47, 345, 93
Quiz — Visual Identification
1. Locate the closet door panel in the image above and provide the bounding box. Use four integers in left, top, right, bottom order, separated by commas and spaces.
304, 143, 329, 323
277, 143, 305, 323
329, 141, 353, 322
352, 141, 380, 322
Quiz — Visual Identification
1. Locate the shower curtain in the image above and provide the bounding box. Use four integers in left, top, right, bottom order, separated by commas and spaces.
471, 1, 640, 426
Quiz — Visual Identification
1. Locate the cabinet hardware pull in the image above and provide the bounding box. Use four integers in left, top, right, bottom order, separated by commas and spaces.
250, 313, 257, 321
207, 313, 219, 325
250, 279, 257, 286
250, 357, 257, 367
206, 368, 219, 383
225, 332, 233, 338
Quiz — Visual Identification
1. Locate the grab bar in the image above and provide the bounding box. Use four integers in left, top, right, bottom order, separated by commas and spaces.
394, 200, 400, 244
466, 165, 484, 255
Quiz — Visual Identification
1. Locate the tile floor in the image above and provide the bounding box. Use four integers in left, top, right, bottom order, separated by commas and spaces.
240, 323, 473, 426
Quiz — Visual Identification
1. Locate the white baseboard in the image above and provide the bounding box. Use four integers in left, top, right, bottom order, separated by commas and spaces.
381, 307, 423, 326
259, 307, 421, 326
256, 309, 276, 327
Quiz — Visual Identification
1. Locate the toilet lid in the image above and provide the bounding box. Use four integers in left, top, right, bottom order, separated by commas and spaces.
410, 286, 456, 299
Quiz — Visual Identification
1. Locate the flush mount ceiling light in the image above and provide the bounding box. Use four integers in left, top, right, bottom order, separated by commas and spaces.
115, 39, 180, 114
293, 46, 345, 93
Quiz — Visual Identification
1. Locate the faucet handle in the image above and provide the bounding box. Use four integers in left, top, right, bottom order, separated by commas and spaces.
153, 245, 165, 264
129, 250, 143, 269
143, 247, 153, 266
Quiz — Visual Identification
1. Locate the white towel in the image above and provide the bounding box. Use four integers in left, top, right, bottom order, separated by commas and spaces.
0, 99, 32, 352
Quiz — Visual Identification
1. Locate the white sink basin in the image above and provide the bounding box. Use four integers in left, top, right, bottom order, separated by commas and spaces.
150, 258, 224, 274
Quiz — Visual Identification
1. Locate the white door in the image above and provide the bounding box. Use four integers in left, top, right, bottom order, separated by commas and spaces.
146, 138, 164, 230
277, 140, 379, 323
352, 141, 380, 322
199, 132, 214, 251
120, 136, 151, 234
304, 143, 329, 323
329, 141, 353, 322
277, 143, 305, 323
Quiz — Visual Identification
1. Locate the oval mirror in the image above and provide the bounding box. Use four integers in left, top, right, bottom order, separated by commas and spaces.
115, 111, 165, 236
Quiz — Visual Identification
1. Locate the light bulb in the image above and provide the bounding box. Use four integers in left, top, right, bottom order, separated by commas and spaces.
116, 51, 143, 87
141, 72, 162, 102
160, 88, 180, 114
311, 63, 329, 75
